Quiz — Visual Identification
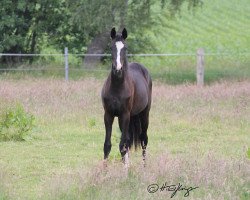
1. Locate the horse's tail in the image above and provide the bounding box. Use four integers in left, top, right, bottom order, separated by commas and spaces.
129, 115, 141, 150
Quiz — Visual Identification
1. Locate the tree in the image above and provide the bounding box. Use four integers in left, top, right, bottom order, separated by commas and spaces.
0, 0, 202, 67
0, 0, 67, 65
68, 0, 202, 68
0, 0, 33, 64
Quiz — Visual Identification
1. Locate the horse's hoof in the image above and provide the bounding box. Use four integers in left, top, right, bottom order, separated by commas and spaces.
122, 151, 130, 168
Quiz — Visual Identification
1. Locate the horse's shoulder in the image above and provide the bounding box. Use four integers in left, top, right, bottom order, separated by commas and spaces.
101, 75, 111, 97
129, 62, 148, 72
128, 62, 150, 82
128, 62, 142, 69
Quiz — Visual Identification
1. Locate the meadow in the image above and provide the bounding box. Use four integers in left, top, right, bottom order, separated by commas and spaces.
0, 0, 250, 199
0, 77, 249, 200
134, 0, 250, 83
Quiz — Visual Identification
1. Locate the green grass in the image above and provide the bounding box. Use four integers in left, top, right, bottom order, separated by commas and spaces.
134, 0, 250, 83
0, 78, 249, 199
150, 0, 250, 54
247, 148, 250, 159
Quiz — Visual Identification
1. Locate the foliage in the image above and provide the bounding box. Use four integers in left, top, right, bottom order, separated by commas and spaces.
0, 0, 68, 65
0, 103, 35, 141
68, 0, 202, 54
0, 0, 202, 64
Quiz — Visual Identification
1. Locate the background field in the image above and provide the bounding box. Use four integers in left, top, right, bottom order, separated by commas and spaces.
133, 0, 250, 83
1, 0, 250, 84
0, 78, 249, 200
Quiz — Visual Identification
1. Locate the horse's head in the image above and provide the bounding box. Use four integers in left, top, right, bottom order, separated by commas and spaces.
110, 27, 128, 77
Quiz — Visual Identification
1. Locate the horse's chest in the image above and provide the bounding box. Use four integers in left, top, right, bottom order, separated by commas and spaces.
104, 96, 128, 115
110, 97, 121, 109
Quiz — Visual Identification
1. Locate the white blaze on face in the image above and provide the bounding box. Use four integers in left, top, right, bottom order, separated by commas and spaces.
115, 41, 124, 70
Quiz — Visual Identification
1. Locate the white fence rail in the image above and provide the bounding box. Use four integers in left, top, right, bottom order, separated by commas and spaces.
1, 48, 250, 85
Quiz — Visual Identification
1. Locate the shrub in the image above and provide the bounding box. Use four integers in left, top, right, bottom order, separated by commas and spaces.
0, 104, 35, 141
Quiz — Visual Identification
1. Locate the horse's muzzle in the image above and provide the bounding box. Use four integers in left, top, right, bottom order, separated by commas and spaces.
113, 68, 123, 77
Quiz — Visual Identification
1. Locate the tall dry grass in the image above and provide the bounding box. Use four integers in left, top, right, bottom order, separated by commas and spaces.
1, 78, 249, 122
0, 78, 249, 199
0, 78, 102, 114
40, 150, 250, 200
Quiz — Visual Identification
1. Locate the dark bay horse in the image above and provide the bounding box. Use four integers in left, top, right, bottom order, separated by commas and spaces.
101, 28, 152, 167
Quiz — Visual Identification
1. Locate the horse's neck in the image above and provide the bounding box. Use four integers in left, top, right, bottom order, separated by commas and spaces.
111, 59, 128, 86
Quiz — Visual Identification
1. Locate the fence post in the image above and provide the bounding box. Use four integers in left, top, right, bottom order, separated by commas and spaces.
196, 48, 204, 86
64, 47, 69, 81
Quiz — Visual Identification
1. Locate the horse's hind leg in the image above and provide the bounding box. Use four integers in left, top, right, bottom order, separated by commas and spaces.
139, 106, 150, 166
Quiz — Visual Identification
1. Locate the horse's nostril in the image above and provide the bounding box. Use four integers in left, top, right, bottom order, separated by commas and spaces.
114, 68, 122, 72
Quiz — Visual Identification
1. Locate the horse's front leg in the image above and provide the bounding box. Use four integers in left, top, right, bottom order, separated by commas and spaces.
118, 112, 130, 167
104, 112, 114, 163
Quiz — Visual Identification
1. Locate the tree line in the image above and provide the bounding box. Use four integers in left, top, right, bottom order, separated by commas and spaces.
0, 0, 202, 67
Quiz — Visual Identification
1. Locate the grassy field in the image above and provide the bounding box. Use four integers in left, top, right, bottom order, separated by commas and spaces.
152, 0, 250, 53
0, 77, 249, 200
134, 0, 250, 83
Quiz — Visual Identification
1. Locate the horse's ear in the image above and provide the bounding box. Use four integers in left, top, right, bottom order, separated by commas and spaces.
111, 27, 116, 39
122, 28, 127, 40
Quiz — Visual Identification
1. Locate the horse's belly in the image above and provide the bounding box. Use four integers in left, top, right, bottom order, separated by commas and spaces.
131, 86, 148, 115
131, 105, 146, 116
